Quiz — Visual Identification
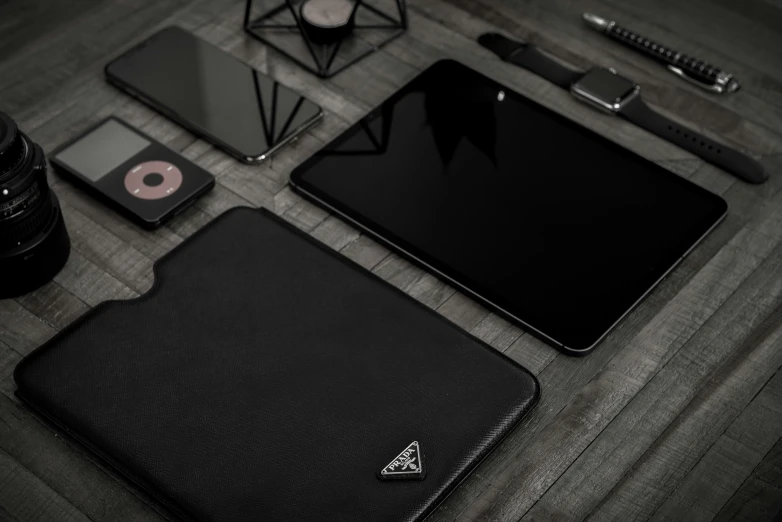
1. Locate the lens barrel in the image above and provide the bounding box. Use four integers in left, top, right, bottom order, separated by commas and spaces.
0, 111, 70, 299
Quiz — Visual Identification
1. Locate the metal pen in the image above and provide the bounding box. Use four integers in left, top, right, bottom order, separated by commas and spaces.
582, 13, 740, 94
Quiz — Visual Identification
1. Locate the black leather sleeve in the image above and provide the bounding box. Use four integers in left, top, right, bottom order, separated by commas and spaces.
14, 207, 540, 522
620, 97, 767, 184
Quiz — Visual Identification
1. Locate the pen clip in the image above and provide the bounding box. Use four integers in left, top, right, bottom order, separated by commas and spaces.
666, 65, 740, 94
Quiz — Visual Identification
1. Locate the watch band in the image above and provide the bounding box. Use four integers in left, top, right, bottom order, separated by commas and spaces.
477, 34, 581, 88
478, 33, 766, 184
620, 97, 765, 183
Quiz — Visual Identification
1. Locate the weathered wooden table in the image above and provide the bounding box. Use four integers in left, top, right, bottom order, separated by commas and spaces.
1, 0, 781, 520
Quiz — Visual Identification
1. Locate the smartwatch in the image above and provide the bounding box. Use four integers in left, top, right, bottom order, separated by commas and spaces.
478, 33, 766, 184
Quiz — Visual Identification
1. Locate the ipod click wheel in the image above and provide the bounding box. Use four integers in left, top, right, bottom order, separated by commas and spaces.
51, 117, 215, 229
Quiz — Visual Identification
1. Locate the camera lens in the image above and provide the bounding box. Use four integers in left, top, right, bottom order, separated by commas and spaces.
0, 111, 70, 299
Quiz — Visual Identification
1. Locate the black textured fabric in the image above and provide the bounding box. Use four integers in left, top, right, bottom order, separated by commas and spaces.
14, 208, 540, 522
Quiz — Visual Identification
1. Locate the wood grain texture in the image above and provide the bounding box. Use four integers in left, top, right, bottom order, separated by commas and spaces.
1, 0, 781, 520
651, 359, 782, 521
714, 436, 782, 522
0, 449, 90, 522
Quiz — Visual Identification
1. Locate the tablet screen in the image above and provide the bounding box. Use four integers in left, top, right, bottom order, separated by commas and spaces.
291, 60, 727, 353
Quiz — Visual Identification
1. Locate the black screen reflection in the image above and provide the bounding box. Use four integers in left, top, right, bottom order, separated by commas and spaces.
106, 27, 322, 159
295, 60, 727, 351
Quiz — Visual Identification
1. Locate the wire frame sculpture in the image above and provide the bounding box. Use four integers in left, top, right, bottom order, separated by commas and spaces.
244, 0, 407, 78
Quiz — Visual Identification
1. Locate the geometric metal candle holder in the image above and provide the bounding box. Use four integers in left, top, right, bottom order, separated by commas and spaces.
244, 0, 407, 78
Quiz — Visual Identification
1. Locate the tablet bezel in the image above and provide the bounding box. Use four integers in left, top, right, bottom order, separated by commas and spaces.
290, 60, 728, 355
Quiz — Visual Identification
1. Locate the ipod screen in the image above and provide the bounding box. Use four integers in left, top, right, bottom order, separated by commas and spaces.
56, 120, 150, 182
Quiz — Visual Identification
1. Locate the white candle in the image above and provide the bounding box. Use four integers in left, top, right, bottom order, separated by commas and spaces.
300, 0, 355, 44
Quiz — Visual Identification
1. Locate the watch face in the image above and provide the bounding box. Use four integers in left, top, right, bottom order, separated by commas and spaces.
575, 68, 637, 104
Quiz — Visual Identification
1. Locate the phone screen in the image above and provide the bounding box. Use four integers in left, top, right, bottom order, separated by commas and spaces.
106, 26, 322, 161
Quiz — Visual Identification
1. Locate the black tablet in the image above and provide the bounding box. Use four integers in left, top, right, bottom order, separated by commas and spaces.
291, 60, 727, 355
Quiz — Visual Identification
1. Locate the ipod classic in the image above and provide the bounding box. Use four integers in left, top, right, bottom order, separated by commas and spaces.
51, 117, 215, 229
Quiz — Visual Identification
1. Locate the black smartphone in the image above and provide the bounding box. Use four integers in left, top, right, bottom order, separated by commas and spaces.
105, 26, 323, 163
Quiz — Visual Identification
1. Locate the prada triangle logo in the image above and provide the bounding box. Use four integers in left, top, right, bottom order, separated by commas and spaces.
379, 441, 425, 480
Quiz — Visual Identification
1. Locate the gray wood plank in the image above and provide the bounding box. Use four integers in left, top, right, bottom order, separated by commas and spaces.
0, 391, 164, 521
469, 314, 523, 353
651, 365, 782, 521
0, 449, 90, 522
586, 303, 782, 521
0, 341, 20, 399
522, 230, 782, 521
164, 183, 253, 240
714, 436, 782, 522
370, 254, 455, 310
0, 0, 103, 60
0, 0, 192, 115
15, 283, 89, 332
0, 301, 57, 357
61, 206, 154, 295
502, 333, 558, 377
311, 216, 362, 253
276, 187, 331, 232
51, 249, 138, 306
371, 254, 435, 294
436, 292, 492, 335
4, 0, 240, 124
53, 182, 185, 262
339, 234, 392, 271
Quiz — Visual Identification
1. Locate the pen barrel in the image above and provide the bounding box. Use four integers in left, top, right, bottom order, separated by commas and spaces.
607, 24, 720, 84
